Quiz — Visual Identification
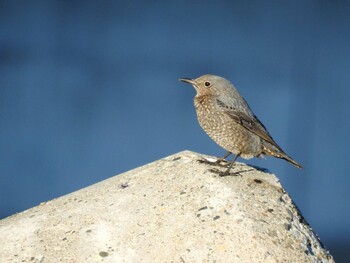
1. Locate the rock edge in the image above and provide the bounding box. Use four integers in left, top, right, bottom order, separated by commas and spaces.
0, 151, 334, 263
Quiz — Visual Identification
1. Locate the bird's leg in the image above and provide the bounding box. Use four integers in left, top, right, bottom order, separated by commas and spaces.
221, 153, 240, 176
215, 151, 231, 164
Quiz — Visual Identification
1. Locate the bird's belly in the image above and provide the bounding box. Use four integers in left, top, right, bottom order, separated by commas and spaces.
196, 109, 262, 159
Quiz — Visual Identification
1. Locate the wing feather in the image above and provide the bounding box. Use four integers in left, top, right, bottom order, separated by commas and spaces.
216, 98, 284, 152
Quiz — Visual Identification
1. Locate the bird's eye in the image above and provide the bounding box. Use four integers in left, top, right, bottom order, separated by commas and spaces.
204, 81, 211, 87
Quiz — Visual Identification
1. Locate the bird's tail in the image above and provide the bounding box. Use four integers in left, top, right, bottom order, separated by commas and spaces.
263, 144, 303, 169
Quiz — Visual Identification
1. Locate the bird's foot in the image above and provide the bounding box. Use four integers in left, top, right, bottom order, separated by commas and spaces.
215, 158, 229, 166
208, 167, 240, 177
197, 157, 228, 167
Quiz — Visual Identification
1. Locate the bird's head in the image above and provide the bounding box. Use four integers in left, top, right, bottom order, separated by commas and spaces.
179, 74, 233, 97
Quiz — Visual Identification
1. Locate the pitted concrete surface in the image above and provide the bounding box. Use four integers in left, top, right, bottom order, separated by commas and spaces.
0, 151, 334, 263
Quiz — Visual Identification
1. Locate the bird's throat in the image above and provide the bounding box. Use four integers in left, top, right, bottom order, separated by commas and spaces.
194, 95, 210, 106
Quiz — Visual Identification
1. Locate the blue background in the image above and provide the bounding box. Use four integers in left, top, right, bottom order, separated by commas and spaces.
1, 1, 349, 261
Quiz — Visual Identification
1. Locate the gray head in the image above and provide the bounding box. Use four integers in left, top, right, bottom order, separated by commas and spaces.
179, 74, 237, 97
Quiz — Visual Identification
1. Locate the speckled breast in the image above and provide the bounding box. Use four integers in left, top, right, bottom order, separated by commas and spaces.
194, 96, 262, 158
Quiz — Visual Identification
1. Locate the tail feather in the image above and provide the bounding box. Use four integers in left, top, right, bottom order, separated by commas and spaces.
263, 144, 303, 169
281, 154, 303, 169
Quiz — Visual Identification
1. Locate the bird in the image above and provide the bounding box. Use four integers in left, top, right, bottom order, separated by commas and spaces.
179, 74, 302, 175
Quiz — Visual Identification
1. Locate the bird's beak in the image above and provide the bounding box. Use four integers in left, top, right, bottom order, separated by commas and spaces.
179, 78, 196, 86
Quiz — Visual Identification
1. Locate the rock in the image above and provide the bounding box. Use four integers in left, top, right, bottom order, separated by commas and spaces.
0, 151, 334, 262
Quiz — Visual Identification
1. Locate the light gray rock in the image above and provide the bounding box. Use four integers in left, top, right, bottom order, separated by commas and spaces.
0, 151, 334, 263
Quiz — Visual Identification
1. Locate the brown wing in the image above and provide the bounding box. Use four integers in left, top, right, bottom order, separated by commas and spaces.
216, 98, 284, 153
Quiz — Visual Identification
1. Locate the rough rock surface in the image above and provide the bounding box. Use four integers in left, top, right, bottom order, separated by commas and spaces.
0, 151, 334, 263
